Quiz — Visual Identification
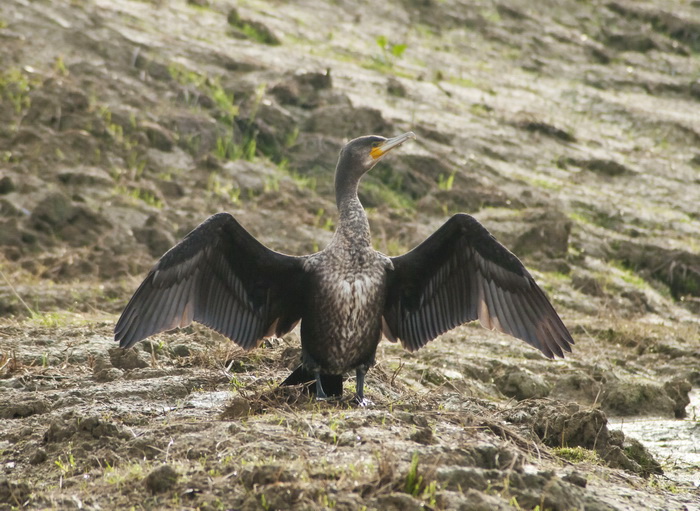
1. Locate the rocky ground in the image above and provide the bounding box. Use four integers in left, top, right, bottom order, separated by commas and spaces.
1, 0, 699, 509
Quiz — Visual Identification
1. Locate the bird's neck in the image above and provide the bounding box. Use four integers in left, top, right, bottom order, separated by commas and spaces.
335, 179, 371, 247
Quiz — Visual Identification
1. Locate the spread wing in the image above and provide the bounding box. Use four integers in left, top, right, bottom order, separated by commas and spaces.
383, 214, 573, 358
115, 212, 306, 349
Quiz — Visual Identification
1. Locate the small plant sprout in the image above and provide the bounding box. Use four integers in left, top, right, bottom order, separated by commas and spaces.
376, 35, 408, 61
404, 451, 423, 496
437, 171, 455, 191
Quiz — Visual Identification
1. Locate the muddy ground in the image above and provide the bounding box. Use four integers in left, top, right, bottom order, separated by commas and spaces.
1, 0, 700, 509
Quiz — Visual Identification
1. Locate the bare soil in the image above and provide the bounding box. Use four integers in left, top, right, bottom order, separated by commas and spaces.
1, 0, 699, 509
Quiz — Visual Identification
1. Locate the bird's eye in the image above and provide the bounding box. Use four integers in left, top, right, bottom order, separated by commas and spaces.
371, 141, 380, 148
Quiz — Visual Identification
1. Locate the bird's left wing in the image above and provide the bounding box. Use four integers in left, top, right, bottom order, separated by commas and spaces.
383, 214, 573, 358
115, 212, 306, 349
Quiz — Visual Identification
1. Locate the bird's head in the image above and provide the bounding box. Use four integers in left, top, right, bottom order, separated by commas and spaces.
336, 132, 416, 182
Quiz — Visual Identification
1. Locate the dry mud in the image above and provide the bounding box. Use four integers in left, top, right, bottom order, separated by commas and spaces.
1, 0, 700, 509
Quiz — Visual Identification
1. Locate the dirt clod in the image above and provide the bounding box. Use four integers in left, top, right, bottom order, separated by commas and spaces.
622, 438, 663, 477
221, 396, 251, 418
436, 466, 488, 491
563, 471, 588, 488
0, 398, 48, 419
508, 401, 609, 451
0, 176, 15, 194
144, 464, 179, 493
495, 367, 551, 400
601, 381, 677, 417
375, 493, 424, 511
240, 464, 296, 488
663, 379, 693, 418
108, 347, 149, 370
29, 448, 48, 465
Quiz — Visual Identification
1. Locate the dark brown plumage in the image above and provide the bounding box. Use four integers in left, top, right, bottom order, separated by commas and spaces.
115, 132, 573, 403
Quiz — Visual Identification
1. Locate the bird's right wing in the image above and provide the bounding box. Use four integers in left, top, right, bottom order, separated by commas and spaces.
383, 214, 573, 358
115, 213, 306, 349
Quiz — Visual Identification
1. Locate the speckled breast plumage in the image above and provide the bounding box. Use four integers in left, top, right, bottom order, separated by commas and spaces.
302, 245, 389, 374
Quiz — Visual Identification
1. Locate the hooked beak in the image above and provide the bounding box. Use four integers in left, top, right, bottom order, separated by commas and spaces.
370, 131, 416, 160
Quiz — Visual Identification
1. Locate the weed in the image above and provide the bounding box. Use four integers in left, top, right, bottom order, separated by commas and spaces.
376, 35, 408, 60
361, 180, 415, 212
543, 271, 571, 283
114, 185, 163, 208
29, 310, 76, 328
525, 175, 562, 191
450, 76, 478, 88
104, 462, 145, 486
99, 106, 126, 144
609, 260, 648, 289
372, 163, 405, 191
377, 238, 408, 257
437, 171, 455, 191
207, 173, 242, 204
53, 56, 69, 76
263, 174, 279, 193
284, 127, 299, 148
404, 452, 423, 496
168, 63, 238, 124
214, 135, 238, 160
553, 446, 600, 463
238, 83, 266, 161
479, 8, 502, 23
329, 418, 340, 444
647, 476, 681, 493
0, 68, 34, 113
318, 492, 336, 508
55, 452, 76, 476
288, 171, 316, 192
227, 10, 280, 46
365, 35, 408, 74
314, 208, 334, 231
422, 479, 437, 507
240, 23, 278, 45
210, 85, 238, 125
229, 375, 244, 391
126, 151, 147, 176
211, 85, 265, 162
566, 211, 591, 226
469, 103, 492, 116
186, 0, 212, 12
242, 135, 257, 161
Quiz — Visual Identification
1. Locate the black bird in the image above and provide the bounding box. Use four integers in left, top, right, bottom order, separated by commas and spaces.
115, 132, 573, 403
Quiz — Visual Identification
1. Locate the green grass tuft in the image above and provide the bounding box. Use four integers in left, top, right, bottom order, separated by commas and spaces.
553, 446, 600, 463
0, 68, 35, 114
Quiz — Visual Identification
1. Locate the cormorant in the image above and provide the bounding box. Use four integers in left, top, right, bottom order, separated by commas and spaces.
115, 132, 573, 403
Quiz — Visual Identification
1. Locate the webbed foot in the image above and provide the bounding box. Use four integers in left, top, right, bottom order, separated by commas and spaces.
353, 396, 373, 407
281, 365, 343, 398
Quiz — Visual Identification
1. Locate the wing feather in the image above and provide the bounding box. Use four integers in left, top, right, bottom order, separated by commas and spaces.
115, 213, 305, 350
384, 214, 573, 357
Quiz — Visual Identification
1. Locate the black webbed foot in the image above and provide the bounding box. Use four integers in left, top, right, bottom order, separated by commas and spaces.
281, 365, 343, 398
